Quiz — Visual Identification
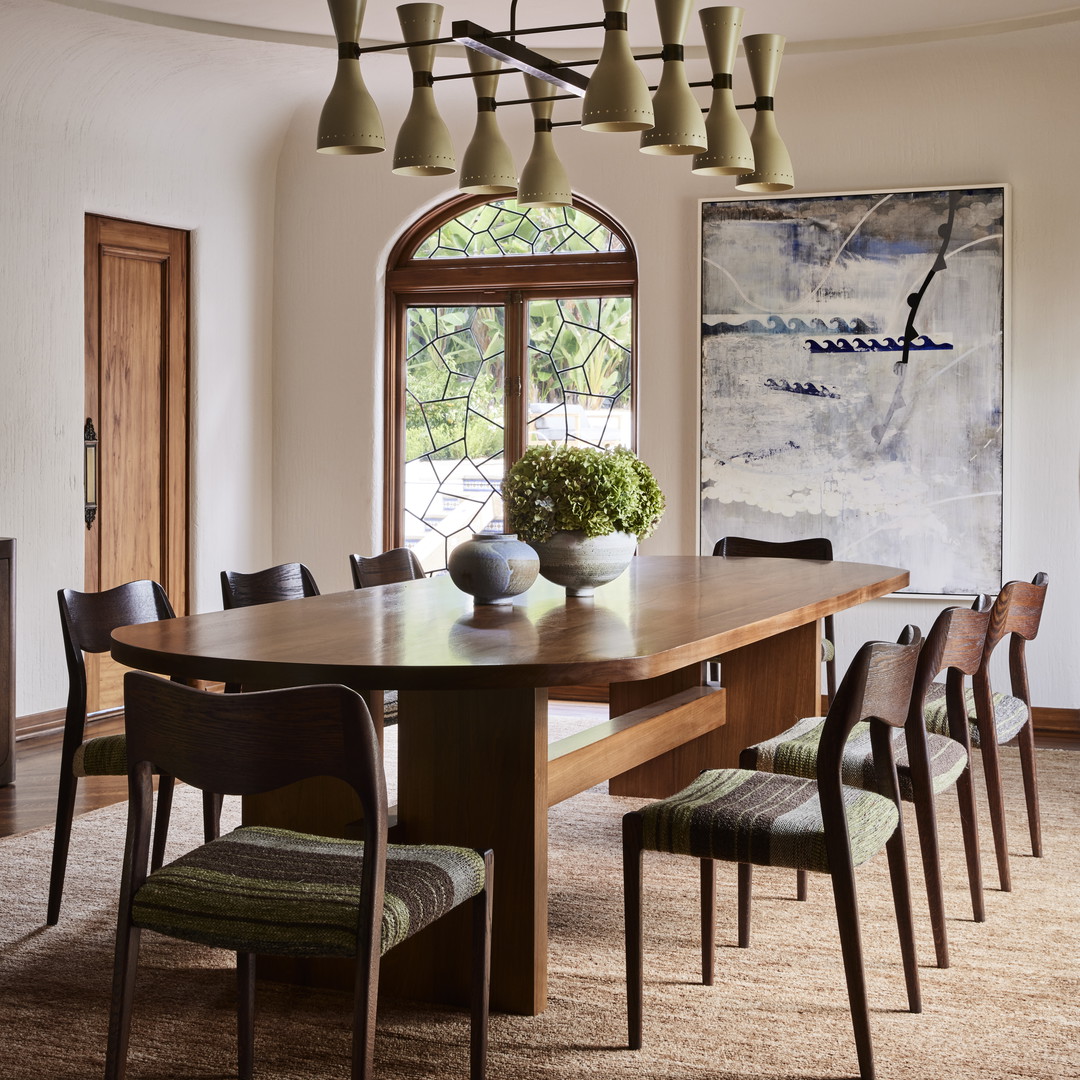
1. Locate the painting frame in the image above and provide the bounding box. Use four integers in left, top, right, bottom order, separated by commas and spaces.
698, 184, 1008, 597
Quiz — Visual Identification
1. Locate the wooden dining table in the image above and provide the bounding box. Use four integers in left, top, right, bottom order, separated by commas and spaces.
112, 554, 907, 1015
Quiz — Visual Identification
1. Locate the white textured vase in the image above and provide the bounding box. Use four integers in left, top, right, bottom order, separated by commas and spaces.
531, 530, 637, 597
447, 533, 539, 605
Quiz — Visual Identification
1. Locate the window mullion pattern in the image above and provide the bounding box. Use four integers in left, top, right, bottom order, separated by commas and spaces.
403, 305, 506, 573
526, 296, 633, 450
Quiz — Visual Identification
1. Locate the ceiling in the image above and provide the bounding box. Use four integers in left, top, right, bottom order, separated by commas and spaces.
50, 0, 1080, 53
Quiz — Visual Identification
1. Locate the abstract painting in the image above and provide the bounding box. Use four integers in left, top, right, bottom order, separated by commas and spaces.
699, 186, 1006, 595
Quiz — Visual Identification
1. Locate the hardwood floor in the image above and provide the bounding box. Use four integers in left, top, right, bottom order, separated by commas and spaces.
1, 709, 1075, 840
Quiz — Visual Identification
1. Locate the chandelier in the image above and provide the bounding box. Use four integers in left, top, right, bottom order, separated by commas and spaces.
316, 0, 794, 206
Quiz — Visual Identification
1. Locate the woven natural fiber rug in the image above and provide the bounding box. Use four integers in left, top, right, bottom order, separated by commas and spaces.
2, 725, 1077, 1080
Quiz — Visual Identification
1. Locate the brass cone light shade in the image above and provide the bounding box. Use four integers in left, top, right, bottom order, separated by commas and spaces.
736, 33, 794, 191
640, 0, 708, 155
517, 75, 573, 208
581, 0, 654, 133
393, 3, 456, 176
460, 50, 517, 195
317, 0, 384, 154
692, 6, 753, 175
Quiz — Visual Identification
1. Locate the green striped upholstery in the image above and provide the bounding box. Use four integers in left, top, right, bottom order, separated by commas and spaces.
923, 682, 1030, 746
72, 733, 128, 777
384, 689, 398, 725
821, 638, 836, 663
637, 769, 899, 873
743, 717, 968, 801
131, 826, 486, 958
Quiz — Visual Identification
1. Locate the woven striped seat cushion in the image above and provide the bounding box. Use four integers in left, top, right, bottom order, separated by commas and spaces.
636, 769, 899, 873
131, 826, 486, 958
742, 716, 968, 800
384, 689, 398, 725
821, 638, 836, 663
72, 733, 128, 777
923, 682, 1030, 746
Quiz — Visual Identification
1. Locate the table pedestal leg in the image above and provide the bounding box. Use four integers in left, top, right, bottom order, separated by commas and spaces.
381, 686, 549, 1016
609, 621, 820, 796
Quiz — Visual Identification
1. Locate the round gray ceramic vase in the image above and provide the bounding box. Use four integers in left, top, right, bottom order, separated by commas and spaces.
447, 533, 539, 605
530, 529, 637, 597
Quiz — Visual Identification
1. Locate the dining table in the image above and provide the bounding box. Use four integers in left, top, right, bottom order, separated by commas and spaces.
112, 553, 908, 1015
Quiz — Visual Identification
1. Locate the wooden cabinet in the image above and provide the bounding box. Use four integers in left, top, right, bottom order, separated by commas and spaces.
0, 538, 13, 786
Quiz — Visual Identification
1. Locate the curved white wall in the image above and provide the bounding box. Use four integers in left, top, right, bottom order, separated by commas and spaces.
0, 0, 315, 714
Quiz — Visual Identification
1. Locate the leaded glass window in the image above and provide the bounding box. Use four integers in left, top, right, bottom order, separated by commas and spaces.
387, 196, 637, 573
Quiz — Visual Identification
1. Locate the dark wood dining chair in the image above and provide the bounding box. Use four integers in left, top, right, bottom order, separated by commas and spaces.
923, 572, 1049, 892
349, 547, 426, 589
739, 598, 993, 968
623, 628, 923, 1080
219, 562, 321, 696
105, 672, 493, 1080
49, 580, 219, 925
713, 535, 838, 701
220, 561, 320, 610
349, 548, 425, 725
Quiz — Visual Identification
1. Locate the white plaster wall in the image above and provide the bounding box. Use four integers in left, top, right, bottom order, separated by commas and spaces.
0, 1, 316, 715
272, 21, 1079, 706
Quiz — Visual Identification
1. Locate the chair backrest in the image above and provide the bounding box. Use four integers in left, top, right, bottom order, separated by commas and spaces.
713, 534, 837, 699
220, 562, 320, 609
350, 547, 426, 589
816, 626, 923, 805
120, 671, 387, 945
58, 580, 175, 724
906, 596, 992, 745
980, 572, 1048, 706
712, 535, 833, 562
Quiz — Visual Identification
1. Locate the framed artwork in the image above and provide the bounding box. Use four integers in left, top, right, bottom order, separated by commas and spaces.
699, 185, 1007, 595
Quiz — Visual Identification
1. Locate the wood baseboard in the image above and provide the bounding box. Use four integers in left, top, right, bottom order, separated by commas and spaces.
1032, 706, 1080, 736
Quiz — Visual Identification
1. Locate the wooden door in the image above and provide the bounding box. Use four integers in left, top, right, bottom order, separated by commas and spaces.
84, 215, 189, 712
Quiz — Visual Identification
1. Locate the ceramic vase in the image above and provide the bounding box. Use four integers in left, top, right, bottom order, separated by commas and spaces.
530, 530, 637, 597
447, 533, 539, 605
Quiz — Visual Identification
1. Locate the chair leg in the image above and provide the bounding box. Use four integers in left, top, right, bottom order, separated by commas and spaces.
828, 860, 876, 1080
104, 925, 142, 1080
150, 774, 175, 872
237, 952, 255, 1080
1016, 719, 1042, 857
954, 764, 985, 922
622, 812, 644, 1051
796, 868, 809, 901
47, 760, 79, 925
700, 859, 715, 984
471, 851, 494, 1080
350, 906, 382, 1079
203, 790, 224, 842
978, 736, 1012, 892
883, 827, 922, 1013
736, 863, 753, 948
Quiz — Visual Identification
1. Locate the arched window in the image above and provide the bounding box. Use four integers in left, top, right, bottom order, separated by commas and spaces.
385, 195, 638, 572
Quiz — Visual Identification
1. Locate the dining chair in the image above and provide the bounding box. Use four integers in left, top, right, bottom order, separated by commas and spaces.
105, 672, 493, 1080
622, 628, 923, 1080
923, 572, 1049, 893
712, 535, 838, 701
220, 561, 320, 610
49, 580, 220, 926
219, 562, 321, 696
349, 546, 426, 589
739, 599, 993, 968
349, 548, 425, 725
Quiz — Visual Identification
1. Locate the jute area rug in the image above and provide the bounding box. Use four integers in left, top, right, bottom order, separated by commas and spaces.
2, 725, 1077, 1080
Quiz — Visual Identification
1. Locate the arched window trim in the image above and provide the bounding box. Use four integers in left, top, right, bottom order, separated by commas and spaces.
383, 194, 639, 551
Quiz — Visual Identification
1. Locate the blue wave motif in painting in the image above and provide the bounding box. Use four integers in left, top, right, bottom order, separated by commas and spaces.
763, 378, 840, 398
702, 315, 876, 336
805, 335, 953, 354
